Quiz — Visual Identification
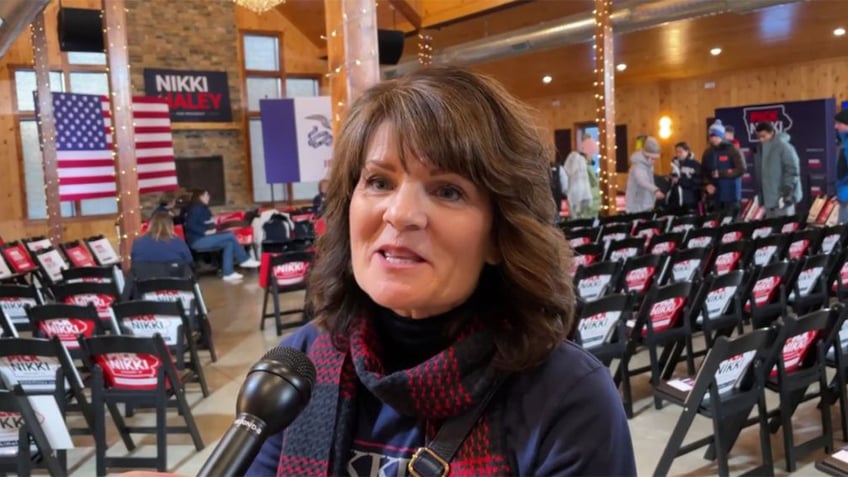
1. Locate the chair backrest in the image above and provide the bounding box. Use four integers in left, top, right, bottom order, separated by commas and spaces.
701, 213, 721, 229
606, 237, 645, 262
746, 260, 795, 317
83, 235, 120, 266
790, 253, 831, 300
26, 303, 112, 350
636, 281, 693, 337
820, 224, 847, 255
695, 269, 746, 325
648, 232, 684, 256
33, 247, 69, 285
560, 218, 596, 233
22, 236, 52, 253
599, 223, 630, 243
766, 309, 837, 378
634, 220, 666, 241
0, 242, 39, 274
61, 266, 118, 285
750, 234, 789, 267
574, 261, 620, 302
61, 240, 99, 268
669, 215, 701, 234
711, 240, 750, 276
111, 300, 187, 348
0, 337, 82, 393
576, 293, 632, 350
720, 222, 753, 245
264, 251, 313, 290
667, 247, 710, 284
50, 281, 120, 321
134, 278, 198, 315
0, 284, 44, 327
79, 334, 180, 391
787, 229, 821, 260
565, 228, 598, 248
572, 243, 604, 271
751, 219, 777, 240
0, 382, 68, 475
618, 254, 668, 295
685, 229, 718, 250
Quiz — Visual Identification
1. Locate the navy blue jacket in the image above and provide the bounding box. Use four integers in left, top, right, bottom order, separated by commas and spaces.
246, 323, 636, 477
701, 141, 746, 204
130, 235, 193, 264
184, 203, 213, 246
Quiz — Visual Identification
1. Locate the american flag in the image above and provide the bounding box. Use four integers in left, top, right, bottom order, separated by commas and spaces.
49, 92, 177, 201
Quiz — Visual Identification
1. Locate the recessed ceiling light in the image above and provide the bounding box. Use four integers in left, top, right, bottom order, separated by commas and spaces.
835, 27, 846, 36
542, 75, 552, 84
616, 63, 627, 71
710, 47, 722, 56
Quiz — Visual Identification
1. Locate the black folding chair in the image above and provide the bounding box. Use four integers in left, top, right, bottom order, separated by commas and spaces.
0, 284, 44, 333
61, 239, 99, 268
820, 224, 847, 256
32, 247, 69, 287
26, 303, 117, 355
50, 281, 121, 324
709, 240, 751, 277
599, 223, 631, 244
665, 247, 711, 284
260, 251, 314, 336
719, 222, 753, 245
692, 270, 748, 349
560, 218, 597, 236
789, 254, 832, 315
112, 300, 209, 397
615, 254, 668, 309
786, 228, 822, 260
648, 232, 684, 256
571, 243, 604, 272
61, 266, 123, 297
80, 335, 204, 476
653, 329, 775, 477
669, 214, 701, 235
750, 234, 789, 268
134, 278, 217, 362
83, 235, 121, 267
564, 228, 599, 248
574, 261, 621, 303
745, 260, 796, 329
0, 381, 66, 477
685, 228, 718, 251
605, 237, 645, 262
634, 220, 667, 242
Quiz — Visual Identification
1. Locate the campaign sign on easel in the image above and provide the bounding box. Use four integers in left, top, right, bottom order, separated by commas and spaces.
715, 98, 837, 213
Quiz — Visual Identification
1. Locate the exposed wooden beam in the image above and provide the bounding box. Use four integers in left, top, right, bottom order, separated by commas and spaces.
594, 0, 617, 215
388, 0, 421, 30
420, 0, 524, 28
32, 12, 62, 245
103, 0, 140, 269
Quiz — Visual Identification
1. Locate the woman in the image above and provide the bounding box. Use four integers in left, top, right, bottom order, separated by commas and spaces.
131, 211, 193, 264
247, 67, 635, 476
666, 142, 702, 215
564, 136, 601, 219
184, 189, 260, 282
625, 136, 664, 213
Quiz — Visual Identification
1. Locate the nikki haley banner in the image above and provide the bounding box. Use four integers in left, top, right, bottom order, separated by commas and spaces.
715, 98, 837, 211
143, 68, 232, 122
259, 97, 333, 184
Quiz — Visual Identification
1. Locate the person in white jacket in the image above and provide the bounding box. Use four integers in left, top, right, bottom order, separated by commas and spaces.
625, 136, 665, 213
564, 136, 598, 219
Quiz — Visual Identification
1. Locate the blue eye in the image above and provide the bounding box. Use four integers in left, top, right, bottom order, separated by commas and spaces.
364, 176, 391, 191
435, 185, 464, 201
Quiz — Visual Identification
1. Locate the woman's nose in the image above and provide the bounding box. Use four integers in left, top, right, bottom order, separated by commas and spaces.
383, 183, 427, 230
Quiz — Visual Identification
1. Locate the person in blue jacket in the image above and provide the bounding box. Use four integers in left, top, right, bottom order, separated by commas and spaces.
184, 188, 260, 282
246, 67, 635, 477
131, 211, 193, 265
701, 120, 746, 216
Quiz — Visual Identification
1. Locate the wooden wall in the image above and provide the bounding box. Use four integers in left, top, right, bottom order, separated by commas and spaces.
0, 2, 325, 244
526, 56, 848, 182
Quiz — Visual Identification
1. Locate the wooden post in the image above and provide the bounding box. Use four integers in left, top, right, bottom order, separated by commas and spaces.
594, 0, 617, 215
103, 0, 139, 270
31, 13, 62, 245
324, 0, 381, 134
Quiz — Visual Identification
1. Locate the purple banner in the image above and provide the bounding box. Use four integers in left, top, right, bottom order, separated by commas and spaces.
260, 98, 299, 184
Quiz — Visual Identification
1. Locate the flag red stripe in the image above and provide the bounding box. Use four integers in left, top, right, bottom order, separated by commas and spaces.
57, 160, 114, 168
135, 141, 173, 149
59, 176, 116, 185
132, 97, 168, 104
133, 111, 170, 119
135, 126, 172, 134
139, 170, 177, 180
137, 155, 176, 164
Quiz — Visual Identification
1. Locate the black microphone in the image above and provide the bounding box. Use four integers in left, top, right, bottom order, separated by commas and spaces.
197, 346, 317, 477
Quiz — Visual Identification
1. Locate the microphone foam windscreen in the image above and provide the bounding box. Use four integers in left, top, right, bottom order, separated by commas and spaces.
262, 346, 317, 386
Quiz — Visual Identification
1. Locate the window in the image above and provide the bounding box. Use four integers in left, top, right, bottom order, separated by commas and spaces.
241, 31, 321, 204
13, 51, 117, 219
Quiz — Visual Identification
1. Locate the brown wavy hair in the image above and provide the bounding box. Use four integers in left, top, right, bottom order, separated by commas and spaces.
308, 67, 573, 372
147, 211, 176, 241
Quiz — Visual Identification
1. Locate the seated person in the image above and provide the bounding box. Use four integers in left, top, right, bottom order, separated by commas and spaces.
312, 179, 329, 217
132, 211, 193, 264
184, 188, 260, 282
151, 191, 177, 218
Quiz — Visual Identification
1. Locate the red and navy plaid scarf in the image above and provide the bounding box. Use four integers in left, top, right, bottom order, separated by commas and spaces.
277, 315, 511, 476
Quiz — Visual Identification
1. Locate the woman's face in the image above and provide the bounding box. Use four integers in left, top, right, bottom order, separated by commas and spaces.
675, 147, 688, 160
200, 192, 210, 205
349, 122, 497, 319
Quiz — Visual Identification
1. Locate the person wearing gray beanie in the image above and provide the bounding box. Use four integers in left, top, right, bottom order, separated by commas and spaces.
701, 120, 745, 216
625, 136, 665, 213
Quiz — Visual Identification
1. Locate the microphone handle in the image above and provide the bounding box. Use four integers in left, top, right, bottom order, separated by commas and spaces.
197, 413, 267, 477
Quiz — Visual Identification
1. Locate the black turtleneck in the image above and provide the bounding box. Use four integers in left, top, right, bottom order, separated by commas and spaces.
373, 307, 459, 373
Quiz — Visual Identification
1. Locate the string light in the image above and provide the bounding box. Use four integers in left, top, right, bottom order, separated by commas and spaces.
418, 30, 433, 66
592, 0, 617, 214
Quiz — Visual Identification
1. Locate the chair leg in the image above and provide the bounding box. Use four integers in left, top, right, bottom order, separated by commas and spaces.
619, 356, 634, 419
175, 388, 205, 451
780, 388, 796, 472
822, 373, 835, 454
93, 375, 107, 477
757, 391, 776, 476
838, 368, 848, 442
260, 286, 269, 331
189, 340, 210, 398
200, 315, 218, 362
156, 395, 168, 472
272, 285, 283, 336
106, 401, 136, 451
712, 413, 730, 477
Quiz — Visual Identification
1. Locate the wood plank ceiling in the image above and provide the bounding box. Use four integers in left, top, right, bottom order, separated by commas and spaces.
276, 0, 848, 99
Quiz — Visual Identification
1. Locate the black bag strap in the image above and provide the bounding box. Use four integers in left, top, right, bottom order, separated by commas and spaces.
407, 374, 506, 477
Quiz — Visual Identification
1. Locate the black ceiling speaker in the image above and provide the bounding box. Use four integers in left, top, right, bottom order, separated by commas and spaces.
377, 30, 404, 65
58, 7, 104, 53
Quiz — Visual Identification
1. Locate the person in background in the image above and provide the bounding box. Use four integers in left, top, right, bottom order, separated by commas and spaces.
725, 124, 741, 149
247, 66, 635, 477
564, 136, 600, 219
754, 122, 802, 218
184, 188, 260, 282
835, 110, 848, 224
313, 179, 329, 217
702, 119, 746, 216
550, 156, 569, 223
151, 191, 177, 219
131, 211, 193, 264
666, 142, 702, 215
625, 136, 664, 213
